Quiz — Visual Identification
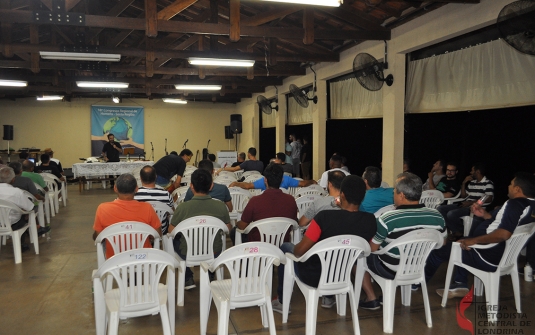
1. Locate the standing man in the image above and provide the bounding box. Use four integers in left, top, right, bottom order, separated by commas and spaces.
101, 134, 123, 162
360, 166, 394, 214
422, 160, 446, 191
153, 149, 193, 191
300, 136, 312, 180
286, 134, 302, 178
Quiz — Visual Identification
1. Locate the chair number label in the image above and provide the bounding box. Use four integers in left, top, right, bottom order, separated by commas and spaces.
339, 238, 351, 245
197, 219, 207, 224
122, 224, 133, 230
132, 253, 147, 259
245, 247, 259, 254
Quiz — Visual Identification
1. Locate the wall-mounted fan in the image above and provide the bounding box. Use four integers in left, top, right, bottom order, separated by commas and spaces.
352, 42, 394, 91
257, 86, 279, 114
497, 0, 535, 56
289, 65, 318, 108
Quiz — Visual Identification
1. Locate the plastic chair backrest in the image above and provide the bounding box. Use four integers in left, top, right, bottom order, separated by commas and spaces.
297, 235, 370, 290
209, 242, 285, 303
0, 199, 19, 233
168, 216, 229, 265
94, 248, 178, 313
181, 175, 191, 185
42, 176, 58, 193
248, 189, 262, 196
419, 190, 445, 209
242, 217, 297, 247
295, 194, 324, 217
229, 188, 252, 212
378, 229, 443, 283
94, 221, 161, 266
213, 177, 234, 186
499, 222, 535, 268
295, 185, 326, 197
374, 204, 396, 218
147, 201, 173, 222
242, 170, 262, 178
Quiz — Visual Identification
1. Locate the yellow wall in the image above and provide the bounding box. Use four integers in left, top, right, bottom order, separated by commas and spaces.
0, 98, 236, 167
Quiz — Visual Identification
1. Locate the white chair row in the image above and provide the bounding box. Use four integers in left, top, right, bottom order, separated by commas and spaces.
0, 199, 40, 264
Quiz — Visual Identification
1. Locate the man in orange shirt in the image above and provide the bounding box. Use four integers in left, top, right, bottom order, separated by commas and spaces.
92, 173, 162, 259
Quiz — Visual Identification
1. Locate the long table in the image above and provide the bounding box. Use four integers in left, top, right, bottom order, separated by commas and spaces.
72, 161, 154, 191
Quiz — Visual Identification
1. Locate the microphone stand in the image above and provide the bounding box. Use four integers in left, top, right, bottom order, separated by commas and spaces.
183, 139, 188, 149
165, 138, 168, 155
150, 142, 154, 161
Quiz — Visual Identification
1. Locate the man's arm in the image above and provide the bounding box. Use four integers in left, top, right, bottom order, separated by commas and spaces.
236, 220, 249, 230
297, 179, 317, 187
460, 176, 472, 198
225, 200, 233, 212
298, 215, 312, 227
93, 230, 99, 240
369, 241, 380, 252
293, 235, 315, 257
173, 175, 182, 189
229, 181, 254, 189
218, 165, 241, 174
115, 142, 123, 154
459, 229, 512, 250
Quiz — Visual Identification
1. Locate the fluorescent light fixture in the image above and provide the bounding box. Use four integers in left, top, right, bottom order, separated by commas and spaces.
0, 79, 28, 87
76, 81, 129, 88
258, 0, 342, 6
40, 51, 121, 62
37, 95, 64, 101
163, 98, 188, 104
188, 57, 255, 67
175, 85, 222, 91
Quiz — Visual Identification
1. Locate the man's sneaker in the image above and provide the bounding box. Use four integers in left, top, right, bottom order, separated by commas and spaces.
359, 299, 381, 311
411, 283, 421, 291
271, 299, 291, 314
321, 296, 336, 309
184, 278, 196, 290
436, 282, 469, 299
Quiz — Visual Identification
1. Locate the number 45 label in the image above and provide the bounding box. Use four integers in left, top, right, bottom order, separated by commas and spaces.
339, 238, 351, 245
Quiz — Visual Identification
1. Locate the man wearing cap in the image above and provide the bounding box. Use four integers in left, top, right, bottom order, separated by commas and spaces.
44, 148, 64, 176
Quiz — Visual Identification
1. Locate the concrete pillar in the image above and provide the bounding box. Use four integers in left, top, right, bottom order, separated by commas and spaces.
312, 79, 327, 180
276, 92, 287, 153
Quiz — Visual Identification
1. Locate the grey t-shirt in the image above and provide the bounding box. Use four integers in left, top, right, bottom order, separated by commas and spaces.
12, 176, 39, 196
303, 196, 340, 219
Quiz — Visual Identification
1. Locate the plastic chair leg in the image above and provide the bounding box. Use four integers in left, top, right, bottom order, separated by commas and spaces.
199, 270, 212, 335
336, 293, 347, 316
348, 290, 361, 335
159, 304, 171, 335
12, 230, 23, 264
282, 260, 295, 323
304, 290, 320, 335
441, 245, 460, 307
401, 284, 412, 306
265, 299, 277, 335
421, 280, 433, 328
108, 311, 119, 335
485, 275, 500, 323
382, 282, 397, 334
474, 276, 484, 296
177, 262, 186, 306
28, 216, 39, 255
216, 302, 230, 335
510, 268, 522, 313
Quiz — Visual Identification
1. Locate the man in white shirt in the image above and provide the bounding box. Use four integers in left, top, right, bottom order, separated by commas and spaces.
318, 155, 350, 189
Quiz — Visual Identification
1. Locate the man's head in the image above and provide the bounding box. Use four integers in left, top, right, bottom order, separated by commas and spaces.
8, 162, 22, 175
508, 172, 535, 199
191, 169, 212, 194
208, 154, 216, 163
44, 148, 54, 157
394, 172, 423, 206
40, 153, 50, 164
471, 163, 486, 180
247, 147, 257, 158
19, 151, 29, 160
107, 134, 115, 142
432, 160, 446, 174
170, 151, 178, 156
327, 170, 346, 194
197, 159, 214, 174
139, 165, 157, 185
289, 134, 296, 142
179, 149, 193, 162
263, 164, 283, 189
275, 152, 285, 163
329, 155, 343, 169
22, 160, 35, 172
115, 173, 138, 195
238, 152, 246, 162
445, 162, 458, 180
340, 175, 366, 206
362, 166, 382, 189
0, 166, 15, 184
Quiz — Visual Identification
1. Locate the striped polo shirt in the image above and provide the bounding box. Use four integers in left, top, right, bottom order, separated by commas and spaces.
373, 204, 446, 271
465, 176, 494, 202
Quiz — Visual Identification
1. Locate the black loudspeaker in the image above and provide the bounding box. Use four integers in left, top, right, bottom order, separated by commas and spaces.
230, 114, 242, 134
225, 126, 234, 139
3, 125, 13, 141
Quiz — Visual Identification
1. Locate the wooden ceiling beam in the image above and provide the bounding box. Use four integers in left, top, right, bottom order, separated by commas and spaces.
145, 0, 158, 37
157, 0, 199, 21
303, 7, 314, 45
229, 0, 240, 42
241, 5, 301, 26
318, 5, 388, 31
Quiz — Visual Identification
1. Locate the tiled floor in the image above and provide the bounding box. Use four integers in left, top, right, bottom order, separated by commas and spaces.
1, 184, 534, 335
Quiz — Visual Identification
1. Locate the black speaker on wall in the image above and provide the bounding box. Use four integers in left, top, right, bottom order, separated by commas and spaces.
225, 126, 234, 139
230, 114, 242, 134
3, 125, 13, 140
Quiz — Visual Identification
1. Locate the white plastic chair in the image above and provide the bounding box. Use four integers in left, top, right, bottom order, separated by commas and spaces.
365, 229, 444, 333
234, 169, 244, 180
235, 217, 298, 247
93, 248, 179, 335
441, 222, 535, 322
293, 194, 324, 243
282, 235, 371, 335
444, 190, 462, 204
228, 187, 252, 226
243, 175, 263, 183
21, 190, 45, 234
295, 185, 326, 198
171, 185, 189, 205
287, 186, 300, 198
248, 189, 262, 196
199, 242, 285, 335
147, 201, 174, 232
181, 175, 191, 186
164, 216, 229, 306
241, 170, 262, 179
34, 183, 51, 224
283, 172, 292, 178
41, 175, 59, 215
0, 199, 40, 264
374, 204, 396, 218
41, 172, 66, 207
213, 176, 234, 187
419, 190, 444, 209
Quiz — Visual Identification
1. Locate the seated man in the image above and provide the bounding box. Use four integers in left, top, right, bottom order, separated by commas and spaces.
432, 162, 461, 198
360, 172, 446, 310
9, 162, 44, 202
270, 152, 293, 175
437, 163, 494, 240
92, 173, 162, 259
360, 166, 394, 213
229, 167, 316, 192
21, 160, 48, 193
44, 148, 64, 176
0, 167, 41, 251
34, 153, 64, 189
183, 159, 232, 212
318, 155, 350, 189
231, 152, 246, 168
134, 165, 174, 234
298, 170, 345, 228
169, 169, 231, 290
152, 149, 193, 190
272, 175, 377, 313
217, 147, 264, 175
424, 172, 535, 298
233, 164, 297, 244
208, 154, 221, 169
18, 151, 29, 163
422, 159, 446, 191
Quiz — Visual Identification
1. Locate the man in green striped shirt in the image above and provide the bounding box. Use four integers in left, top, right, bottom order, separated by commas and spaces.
359, 172, 446, 310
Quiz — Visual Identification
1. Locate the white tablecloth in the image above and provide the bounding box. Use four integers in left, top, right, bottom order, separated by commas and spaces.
72, 161, 154, 178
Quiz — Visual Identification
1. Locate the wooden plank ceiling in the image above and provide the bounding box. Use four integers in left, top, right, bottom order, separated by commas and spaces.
0, 0, 479, 103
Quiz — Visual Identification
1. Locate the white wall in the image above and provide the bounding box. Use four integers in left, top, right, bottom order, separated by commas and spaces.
0, 97, 236, 167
